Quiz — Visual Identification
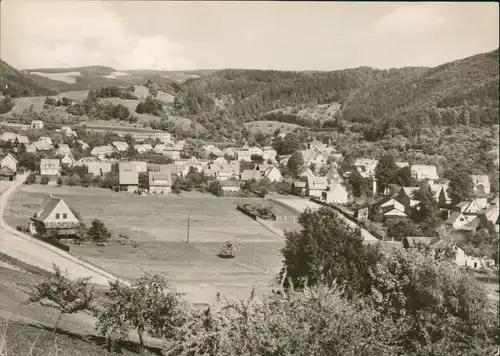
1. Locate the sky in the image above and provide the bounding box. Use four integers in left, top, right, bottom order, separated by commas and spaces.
1, 1, 498, 71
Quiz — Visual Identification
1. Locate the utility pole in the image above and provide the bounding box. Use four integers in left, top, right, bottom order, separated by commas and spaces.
186, 215, 190, 244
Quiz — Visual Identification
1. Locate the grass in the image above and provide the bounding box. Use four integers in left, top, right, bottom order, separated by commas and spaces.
6, 185, 286, 304
243, 120, 301, 134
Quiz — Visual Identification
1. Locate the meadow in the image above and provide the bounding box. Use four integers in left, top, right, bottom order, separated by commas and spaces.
5, 185, 286, 304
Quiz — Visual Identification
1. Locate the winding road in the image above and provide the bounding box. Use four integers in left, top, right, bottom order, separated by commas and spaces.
0, 174, 129, 286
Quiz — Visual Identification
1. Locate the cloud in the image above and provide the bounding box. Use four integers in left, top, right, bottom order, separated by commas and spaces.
373, 3, 447, 35
1, 0, 193, 70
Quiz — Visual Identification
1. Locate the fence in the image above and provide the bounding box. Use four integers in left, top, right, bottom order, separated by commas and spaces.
256, 217, 286, 238
275, 215, 298, 223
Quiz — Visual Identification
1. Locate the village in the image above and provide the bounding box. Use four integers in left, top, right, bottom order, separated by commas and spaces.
0, 118, 498, 273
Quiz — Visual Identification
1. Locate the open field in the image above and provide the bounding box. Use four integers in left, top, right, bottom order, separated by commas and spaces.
5, 185, 285, 304
244, 120, 301, 134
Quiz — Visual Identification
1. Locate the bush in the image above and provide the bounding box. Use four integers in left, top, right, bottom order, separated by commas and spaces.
218, 241, 240, 259
24, 172, 37, 185
40, 176, 50, 185
57, 177, 63, 186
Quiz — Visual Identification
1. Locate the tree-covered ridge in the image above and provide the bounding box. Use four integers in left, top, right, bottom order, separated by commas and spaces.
0, 59, 57, 97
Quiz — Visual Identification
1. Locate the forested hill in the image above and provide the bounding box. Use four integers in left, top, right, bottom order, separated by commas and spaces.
166, 48, 499, 133
0, 60, 57, 97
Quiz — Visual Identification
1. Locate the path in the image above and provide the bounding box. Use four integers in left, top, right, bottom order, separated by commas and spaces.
0, 174, 129, 287
270, 197, 379, 242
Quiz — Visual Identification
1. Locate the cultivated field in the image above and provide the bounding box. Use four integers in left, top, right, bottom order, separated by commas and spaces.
5, 185, 286, 304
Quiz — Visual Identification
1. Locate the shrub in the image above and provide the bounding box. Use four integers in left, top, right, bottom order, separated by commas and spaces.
56, 177, 63, 186
218, 241, 240, 259
87, 219, 111, 244
40, 176, 50, 185
24, 172, 37, 185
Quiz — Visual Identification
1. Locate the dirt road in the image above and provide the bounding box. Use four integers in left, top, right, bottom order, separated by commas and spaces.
0, 175, 129, 286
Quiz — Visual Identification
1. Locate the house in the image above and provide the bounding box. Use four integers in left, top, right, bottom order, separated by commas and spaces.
301, 150, 326, 168
87, 161, 112, 177
38, 137, 53, 145
298, 168, 315, 179
220, 180, 241, 193
148, 163, 177, 175
324, 168, 343, 185
383, 208, 408, 220
395, 161, 410, 169
410, 165, 439, 181
379, 198, 406, 214
153, 144, 166, 154
74, 157, 99, 167
429, 182, 451, 205
236, 150, 252, 162
216, 167, 233, 181
55, 144, 72, 157
262, 147, 277, 161
306, 176, 328, 198
76, 140, 90, 150
353, 206, 370, 222
292, 181, 307, 196
262, 167, 282, 182
61, 154, 75, 166
163, 142, 181, 159
321, 183, 348, 204
33, 141, 54, 151
395, 187, 420, 211
40, 159, 60, 176
249, 146, 263, 156
134, 144, 153, 154
148, 171, 172, 194
240, 170, 262, 182
224, 147, 236, 159
354, 158, 378, 178
1, 153, 18, 173
25, 144, 36, 153
130, 161, 147, 173
0, 165, 16, 180
30, 120, 44, 129
119, 162, 138, 192
60, 126, 77, 138
471, 175, 490, 196
29, 196, 80, 238
481, 205, 499, 232
213, 157, 228, 167
445, 211, 475, 230
112, 141, 129, 152
90, 145, 114, 160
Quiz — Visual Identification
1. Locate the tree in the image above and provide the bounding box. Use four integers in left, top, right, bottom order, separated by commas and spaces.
56, 177, 63, 186
281, 206, 382, 298
28, 264, 94, 337
448, 171, 474, 203
348, 170, 373, 198
40, 175, 50, 185
287, 151, 304, 177
386, 220, 423, 241
95, 272, 186, 354
395, 166, 415, 187
24, 172, 37, 185
87, 219, 111, 244
374, 154, 398, 193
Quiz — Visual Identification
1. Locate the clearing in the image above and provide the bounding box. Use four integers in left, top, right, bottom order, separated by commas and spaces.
5, 185, 286, 304
244, 120, 301, 134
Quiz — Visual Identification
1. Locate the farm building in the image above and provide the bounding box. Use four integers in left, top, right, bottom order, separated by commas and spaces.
148, 171, 172, 194
40, 159, 60, 176
119, 162, 138, 192
29, 196, 80, 238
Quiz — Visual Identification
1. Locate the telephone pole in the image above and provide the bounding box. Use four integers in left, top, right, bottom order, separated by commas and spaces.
186, 215, 190, 244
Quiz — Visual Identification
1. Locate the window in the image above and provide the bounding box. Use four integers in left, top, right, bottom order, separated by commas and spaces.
63, 213, 67, 219
55, 213, 60, 219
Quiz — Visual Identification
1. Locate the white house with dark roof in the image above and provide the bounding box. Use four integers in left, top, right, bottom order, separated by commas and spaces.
148, 171, 172, 194
306, 176, 328, 198
112, 141, 129, 152
29, 196, 80, 237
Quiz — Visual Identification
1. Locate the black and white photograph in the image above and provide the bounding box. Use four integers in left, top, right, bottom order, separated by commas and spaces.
0, 1, 499, 355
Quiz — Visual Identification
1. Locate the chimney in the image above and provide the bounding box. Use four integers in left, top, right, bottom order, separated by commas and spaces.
372, 179, 377, 198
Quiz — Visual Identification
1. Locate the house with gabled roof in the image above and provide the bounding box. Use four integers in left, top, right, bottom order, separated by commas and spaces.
149, 171, 172, 194
76, 140, 90, 151
25, 143, 36, 153
38, 136, 53, 145
321, 183, 348, 204
306, 176, 328, 198
213, 157, 228, 167
240, 169, 262, 182
55, 144, 72, 157
61, 154, 75, 166
216, 167, 233, 181
119, 162, 138, 192
236, 149, 252, 162
410, 165, 439, 181
87, 161, 112, 177
292, 181, 307, 196
324, 168, 343, 185
1, 153, 18, 173
29, 196, 80, 238
112, 141, 129, 152
298, 167, 315, 179
262, 167, 282, 182
262, 147, 277, 161
395, 187, 420, 211
91, 145, 114, 160
40, 159, 60, 176
471, 175, 490, 196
